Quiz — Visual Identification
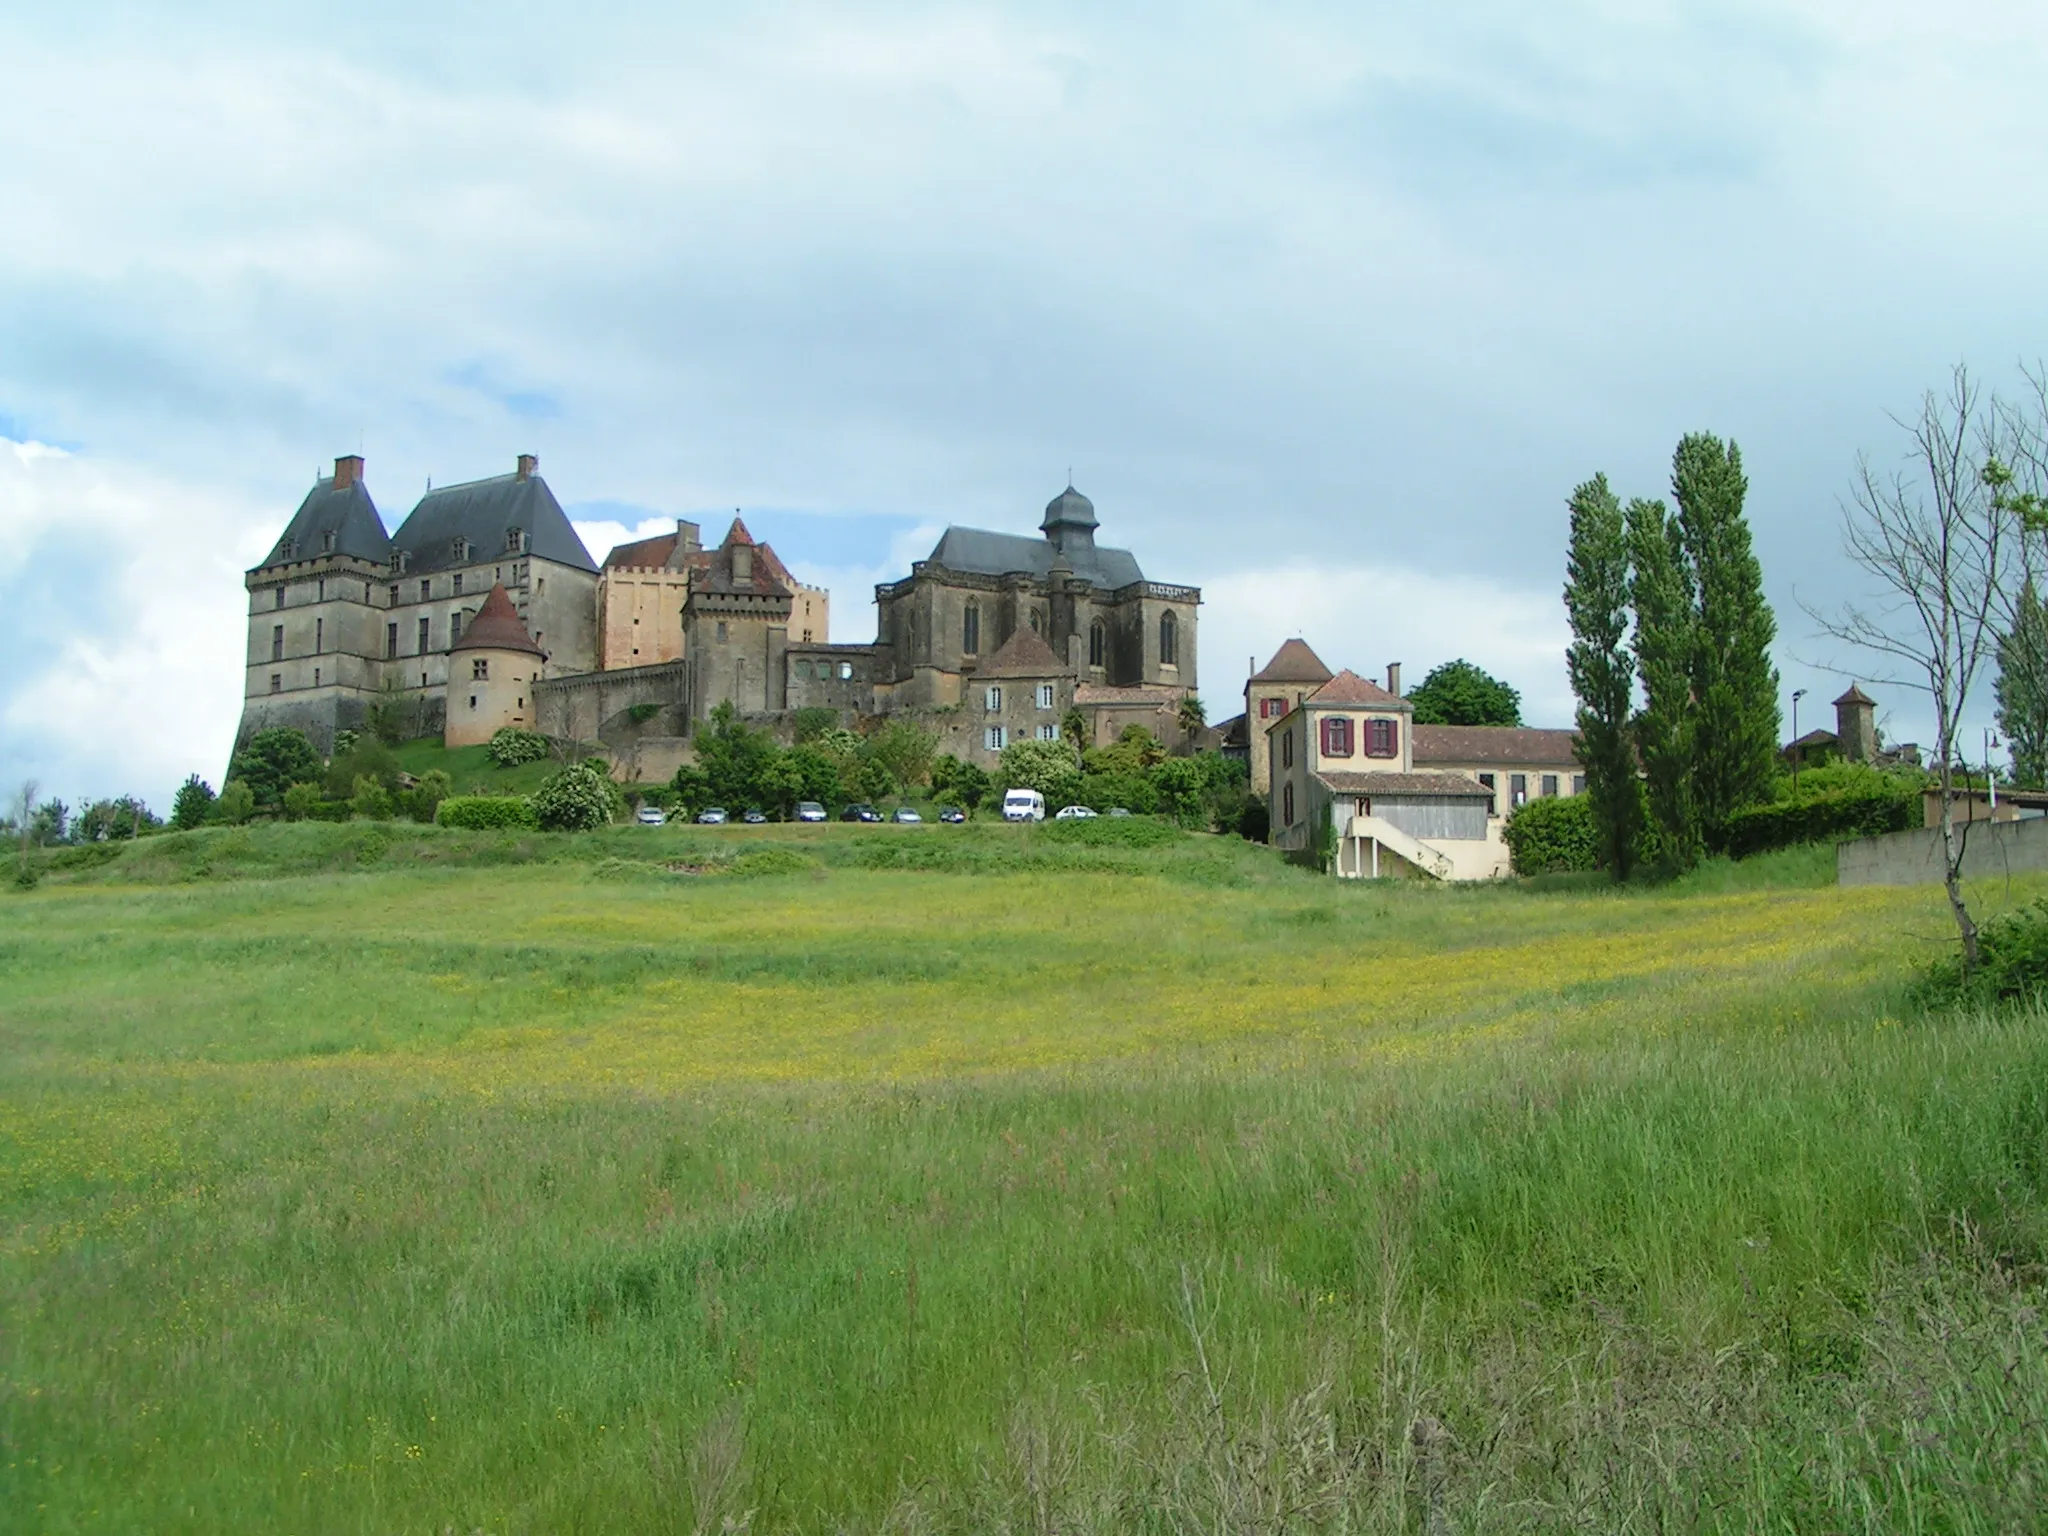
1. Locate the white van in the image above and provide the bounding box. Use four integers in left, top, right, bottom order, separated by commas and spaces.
1001, 787, 1046, 823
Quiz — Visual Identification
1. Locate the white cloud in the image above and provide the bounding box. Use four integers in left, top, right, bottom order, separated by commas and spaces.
0, 439, 265, 808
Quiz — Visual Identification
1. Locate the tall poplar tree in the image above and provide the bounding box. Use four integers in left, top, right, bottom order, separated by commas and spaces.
1996, 580, 2048, 789
1563, 474, 1642, 879
1627, 496, 1700, 868
1673, 434, 1780, 840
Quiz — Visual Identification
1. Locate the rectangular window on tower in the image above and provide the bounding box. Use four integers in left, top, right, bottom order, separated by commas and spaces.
984, 686, 1002, 711
274, 586, 285, 610
1038, 723, 1058, 742
317, 578, 325, 601
453, 574, 464, 597
386, 622, 398, 659
271, 625, 284, 661
451, 612, 463, 644
472, 658, 489, 681
1037, 684, 1055, 710
313, 667, 320, 687
418, 617, 431, 654
270, 673, 281, 694
315, 618, 323, 653
984, 726, 1006, 751
419, 579, 431, 602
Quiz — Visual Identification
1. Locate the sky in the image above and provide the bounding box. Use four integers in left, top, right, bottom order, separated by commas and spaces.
5, 0, 2047, 810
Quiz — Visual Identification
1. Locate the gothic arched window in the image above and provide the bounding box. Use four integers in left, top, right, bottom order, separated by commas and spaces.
1029, 608, 1043, 635
963, 602, 980, 655
1089, 620, 1105, 668
1159, 609, 1178, 667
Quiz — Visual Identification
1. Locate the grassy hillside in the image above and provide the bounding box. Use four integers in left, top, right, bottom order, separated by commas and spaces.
4, 827, 2046, 1530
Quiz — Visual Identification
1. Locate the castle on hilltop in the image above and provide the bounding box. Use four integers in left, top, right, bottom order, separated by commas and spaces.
236, 455, 1201, 772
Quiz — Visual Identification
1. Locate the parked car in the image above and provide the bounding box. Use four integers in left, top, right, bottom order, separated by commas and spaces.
1055, 804, 1098, 820
696, 807, 728, 824
742, 809, 768, 824
795, 801, 828, 823
634, 805, 666, 826
1001, 788, 1046, 822
1107, 806, 1132, 817
840, 803, 883, 823
938, 807, 967, 824
891, 807, 922, 823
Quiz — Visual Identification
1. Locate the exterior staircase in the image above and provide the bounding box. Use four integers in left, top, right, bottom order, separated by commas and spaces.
1342, 813, 1458, 882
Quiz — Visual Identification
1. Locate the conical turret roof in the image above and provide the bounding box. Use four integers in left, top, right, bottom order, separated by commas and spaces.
450, 584, 545, 657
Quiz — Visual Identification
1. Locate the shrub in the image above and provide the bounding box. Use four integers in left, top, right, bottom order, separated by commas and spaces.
403, 770, 452, 824
436, 795, 539, 831
1504, 794, 1599, 875
1038, 816, 1179, 849
625, 702, 661, 725
728, 848, 823, 879
169, 775, 216, 831
12, 860, 38, 891
1722, 783, 1916, 860
486, 727, 552, 768
281, 782, 326, 821
350, 775, 395, 821
331, 729, 360, 758
1917, 899, 2048, 1009
212, 780, 257, 826
1000, 738, 1082, 807
792, 706, 840, 744
532, 765, 615, 832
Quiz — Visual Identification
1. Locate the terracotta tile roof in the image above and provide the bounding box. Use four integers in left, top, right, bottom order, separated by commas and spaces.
1315, 770, 1495, 798
603, 530, 688, 570
979, 626, 1068, 677
1835, 683, 1875, 706
690, 519, 792, 598
1249, 638, 1333, 685
449, 584, 545, 657
1411, 724, 1580, 767
1307, 669, 1407, 708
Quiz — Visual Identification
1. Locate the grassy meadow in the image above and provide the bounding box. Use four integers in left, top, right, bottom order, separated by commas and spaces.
4, 820, 2048, 1531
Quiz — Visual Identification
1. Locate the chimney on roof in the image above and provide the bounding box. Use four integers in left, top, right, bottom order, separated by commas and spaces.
676, 519, 700, 552
1386, 661, 1402, 698
516, 454, 537, 481
334, 454, 363, 489
732, 542, 753, 584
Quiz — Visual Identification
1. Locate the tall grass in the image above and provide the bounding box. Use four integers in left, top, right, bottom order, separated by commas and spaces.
2, 826, 2045, 1530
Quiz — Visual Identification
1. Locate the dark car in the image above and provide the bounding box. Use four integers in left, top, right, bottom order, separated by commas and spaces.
939, 807, 967, 824
840, 803, 883, 823
742, 809, 768, 824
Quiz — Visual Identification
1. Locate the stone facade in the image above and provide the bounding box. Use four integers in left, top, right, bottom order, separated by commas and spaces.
238, 465, 1200, 777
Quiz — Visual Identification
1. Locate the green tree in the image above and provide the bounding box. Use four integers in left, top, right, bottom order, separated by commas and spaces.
668, 764, 713, 818
785, 745, 845, 809
999, 738, 1082, 805
1151, 757, 1207, 827
404, 769, 452, 824
1563, 475, 1643, 881
792, 707, 840, 744
170, 774, 216, 831
1405, 659, 1523, 727
325, 736, 401, 799
696, 702, 783, 810
930, 755, 991, 811
1996, 581, 2048, 789
282, 782, 327, 821
862, 719, 938, 791
350, 775, 395, 821
1627, 496, 1701, 869
1060, 707, 1090, 758
228, 727, 322, 813
1673, 433, 1780, 840
1176, 693, 1207, 748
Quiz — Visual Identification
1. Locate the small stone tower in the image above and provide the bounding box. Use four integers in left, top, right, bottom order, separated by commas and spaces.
444, 584, 547, 747
1834, 683, 1877, 762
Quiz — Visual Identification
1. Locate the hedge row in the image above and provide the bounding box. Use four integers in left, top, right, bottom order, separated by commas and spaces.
1502, 795, 1599, 875
435, 796, 540, 831
1721, 783, 1916, 860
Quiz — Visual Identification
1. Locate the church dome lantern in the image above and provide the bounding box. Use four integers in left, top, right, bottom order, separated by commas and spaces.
1041, 483, 1097, 556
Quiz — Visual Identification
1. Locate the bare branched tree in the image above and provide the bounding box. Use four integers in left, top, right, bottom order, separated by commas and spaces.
1808, 366, 2009, 968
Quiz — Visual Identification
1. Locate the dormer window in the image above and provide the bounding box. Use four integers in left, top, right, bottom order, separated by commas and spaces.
280, 537, 297, 561
506, 527, 525, 553
321, 530, 336, 553
451, 537, 470, 563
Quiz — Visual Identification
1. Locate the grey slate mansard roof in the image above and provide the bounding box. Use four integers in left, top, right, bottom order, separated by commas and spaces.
390, 472, 598, 576
259, 477, 393, 570
924, 526, 1146, 589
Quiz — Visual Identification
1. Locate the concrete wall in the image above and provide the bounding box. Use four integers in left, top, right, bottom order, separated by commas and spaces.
1839, 815, 2048, 886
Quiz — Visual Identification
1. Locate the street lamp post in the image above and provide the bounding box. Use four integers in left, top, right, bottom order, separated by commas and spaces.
1792, 689, 1808, 797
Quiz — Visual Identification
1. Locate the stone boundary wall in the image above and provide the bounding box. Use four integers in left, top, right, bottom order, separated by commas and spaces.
1837, 814, 2048, 886
533, 662, 689, 744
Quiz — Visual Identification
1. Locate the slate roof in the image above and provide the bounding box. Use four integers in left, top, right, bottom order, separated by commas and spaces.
1412, 724, 1580, 767
449, 584, 545, 657
1315, 770, 1495, 798
391, 467, 598, 576
925, 526, 1145, 589
1248, 639, 1333, 685
1041, 485, 1098, 532
1835, 683, 1876, 706
258, 475, 392, 570
978, 626, 1068, 677
1307, 670, 1408, 709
